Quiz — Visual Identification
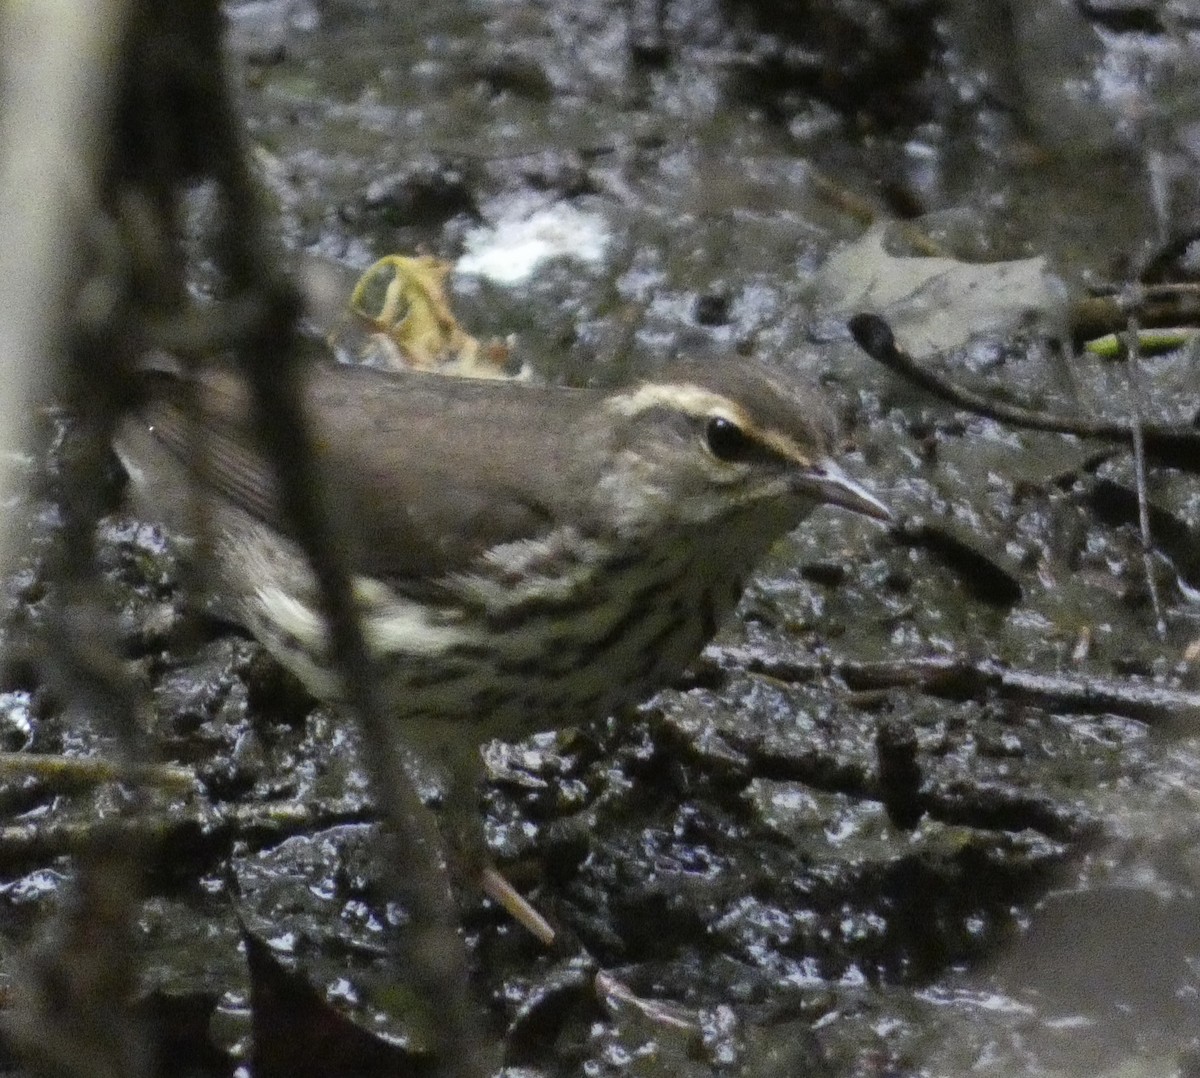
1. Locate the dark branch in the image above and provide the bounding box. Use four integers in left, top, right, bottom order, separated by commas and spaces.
847, 313, 1200, 472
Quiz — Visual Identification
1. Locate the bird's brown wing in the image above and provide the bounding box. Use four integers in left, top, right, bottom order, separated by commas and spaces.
119, 363, 599, 582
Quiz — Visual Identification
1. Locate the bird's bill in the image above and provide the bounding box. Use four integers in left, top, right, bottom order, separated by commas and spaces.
796, 458, 892, 522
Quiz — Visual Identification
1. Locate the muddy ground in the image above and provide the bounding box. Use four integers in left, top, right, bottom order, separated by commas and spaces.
3, 1, 1200, 1075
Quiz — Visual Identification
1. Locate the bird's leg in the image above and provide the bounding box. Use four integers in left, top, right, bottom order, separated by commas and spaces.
479, 866, 556, 947
421, 735, 562, 948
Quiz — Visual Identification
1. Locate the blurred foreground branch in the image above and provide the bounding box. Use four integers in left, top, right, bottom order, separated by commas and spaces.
0, 6, 151, 1078
0, 4, 488, 1077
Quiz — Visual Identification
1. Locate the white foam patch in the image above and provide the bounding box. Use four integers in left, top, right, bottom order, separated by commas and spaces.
456, 201, 610, 284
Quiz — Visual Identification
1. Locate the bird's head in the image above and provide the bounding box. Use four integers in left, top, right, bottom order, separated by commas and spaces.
594, 362, 890, 540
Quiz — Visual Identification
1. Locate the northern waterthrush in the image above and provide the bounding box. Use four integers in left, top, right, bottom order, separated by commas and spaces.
116, 357, 888, 911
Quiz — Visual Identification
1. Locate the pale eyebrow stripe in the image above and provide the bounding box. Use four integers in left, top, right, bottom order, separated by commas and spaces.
606, 383, 746, 423
605, 383, 815, 464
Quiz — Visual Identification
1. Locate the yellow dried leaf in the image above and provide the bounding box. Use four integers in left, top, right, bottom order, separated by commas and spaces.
343, 255, 511, 377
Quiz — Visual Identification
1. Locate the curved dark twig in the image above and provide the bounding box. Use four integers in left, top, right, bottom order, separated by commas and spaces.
847, 313, 1200, 472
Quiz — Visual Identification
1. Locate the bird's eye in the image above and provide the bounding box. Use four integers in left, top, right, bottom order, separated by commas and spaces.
705, 416, 755, 462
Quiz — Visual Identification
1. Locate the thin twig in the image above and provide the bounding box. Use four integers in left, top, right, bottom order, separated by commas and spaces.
807, 169, 950, 257
1121, 313, 1167, 638
1071, 292, 1200, 340
0, 752, 196, 792
0, 797, 376, 870
848, 313, 1200, 471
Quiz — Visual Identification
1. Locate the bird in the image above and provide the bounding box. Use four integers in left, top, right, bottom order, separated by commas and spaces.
115, 355, 890, 935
